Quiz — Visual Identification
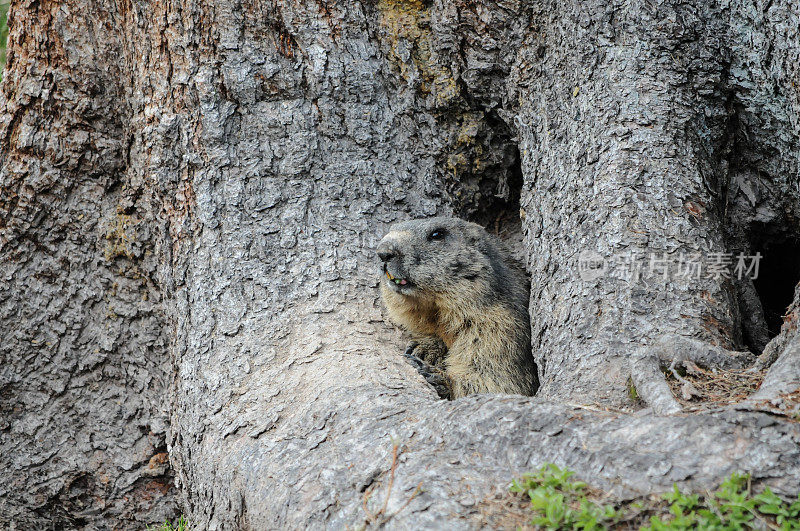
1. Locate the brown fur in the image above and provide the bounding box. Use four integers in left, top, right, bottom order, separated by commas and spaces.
378, 217, 538, 398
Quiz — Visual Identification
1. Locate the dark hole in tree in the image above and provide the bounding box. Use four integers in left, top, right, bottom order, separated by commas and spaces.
469, 145, 523, 235
443, 109, 523, 244
751, 229, 800, 338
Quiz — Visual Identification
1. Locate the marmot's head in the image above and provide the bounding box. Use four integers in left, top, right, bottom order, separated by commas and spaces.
376, 217, 498, 297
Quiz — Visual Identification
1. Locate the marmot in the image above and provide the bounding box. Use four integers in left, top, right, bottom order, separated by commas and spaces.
377, 216, 539, 398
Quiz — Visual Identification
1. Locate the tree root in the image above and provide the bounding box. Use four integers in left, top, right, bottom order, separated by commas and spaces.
631, 348, 682, 415
631, 336, 758, 415
746, 338, 800, 410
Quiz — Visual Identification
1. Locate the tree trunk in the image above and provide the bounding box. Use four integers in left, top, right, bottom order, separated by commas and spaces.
518, 0, 800, 406
1, 0, 798, 529
0, 0, 178, 527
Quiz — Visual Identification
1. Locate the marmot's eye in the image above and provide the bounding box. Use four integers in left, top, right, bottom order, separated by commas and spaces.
428, 229, 446, 241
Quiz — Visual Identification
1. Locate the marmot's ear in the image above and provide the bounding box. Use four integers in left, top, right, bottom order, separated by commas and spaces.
463, 222, 483, 241
463, 224, 491, 255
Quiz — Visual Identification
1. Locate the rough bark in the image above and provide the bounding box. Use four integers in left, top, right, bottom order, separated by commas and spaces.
0, 0, 178, 527
1, 0, 798, 529
517, 0, 800, 406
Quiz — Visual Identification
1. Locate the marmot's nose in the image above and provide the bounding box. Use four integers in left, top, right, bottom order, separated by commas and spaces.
377, 241, 399, 262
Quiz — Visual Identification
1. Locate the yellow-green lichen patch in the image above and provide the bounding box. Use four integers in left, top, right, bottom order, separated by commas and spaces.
447, 113, 491, 177
377, 0, 458, 106
456, 113, 482, 145
104, 212, 137, 261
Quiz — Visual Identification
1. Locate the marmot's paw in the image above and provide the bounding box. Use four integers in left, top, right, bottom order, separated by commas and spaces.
403, 345, 451, 399
406, 337, 448, 367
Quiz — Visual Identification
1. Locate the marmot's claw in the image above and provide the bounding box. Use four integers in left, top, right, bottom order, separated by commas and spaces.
402, 349, 451, 399
402, 348, 425, 371
425, 375, 451, 400
404, 342, 420, 358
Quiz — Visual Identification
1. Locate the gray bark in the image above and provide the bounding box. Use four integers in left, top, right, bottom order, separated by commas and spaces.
0, 0, 798, 529
0, 0, 177, 527
517, 0, 800, 405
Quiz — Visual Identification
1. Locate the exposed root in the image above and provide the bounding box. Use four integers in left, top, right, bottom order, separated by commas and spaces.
664, 336, 756, 370
746, 339, 800, 417
631, 349, 682, 415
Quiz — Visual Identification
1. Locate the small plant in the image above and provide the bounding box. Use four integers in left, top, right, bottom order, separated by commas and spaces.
509, 464, 617, 529
645, 473, 800, 530
147, 514, 188, 531
510, 466, 800, 530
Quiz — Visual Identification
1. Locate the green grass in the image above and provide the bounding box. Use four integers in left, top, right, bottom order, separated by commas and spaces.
146, 515, 188, 531
647, 474, 800, 530
511, 465, 800, 530
510, 464, 618, 529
